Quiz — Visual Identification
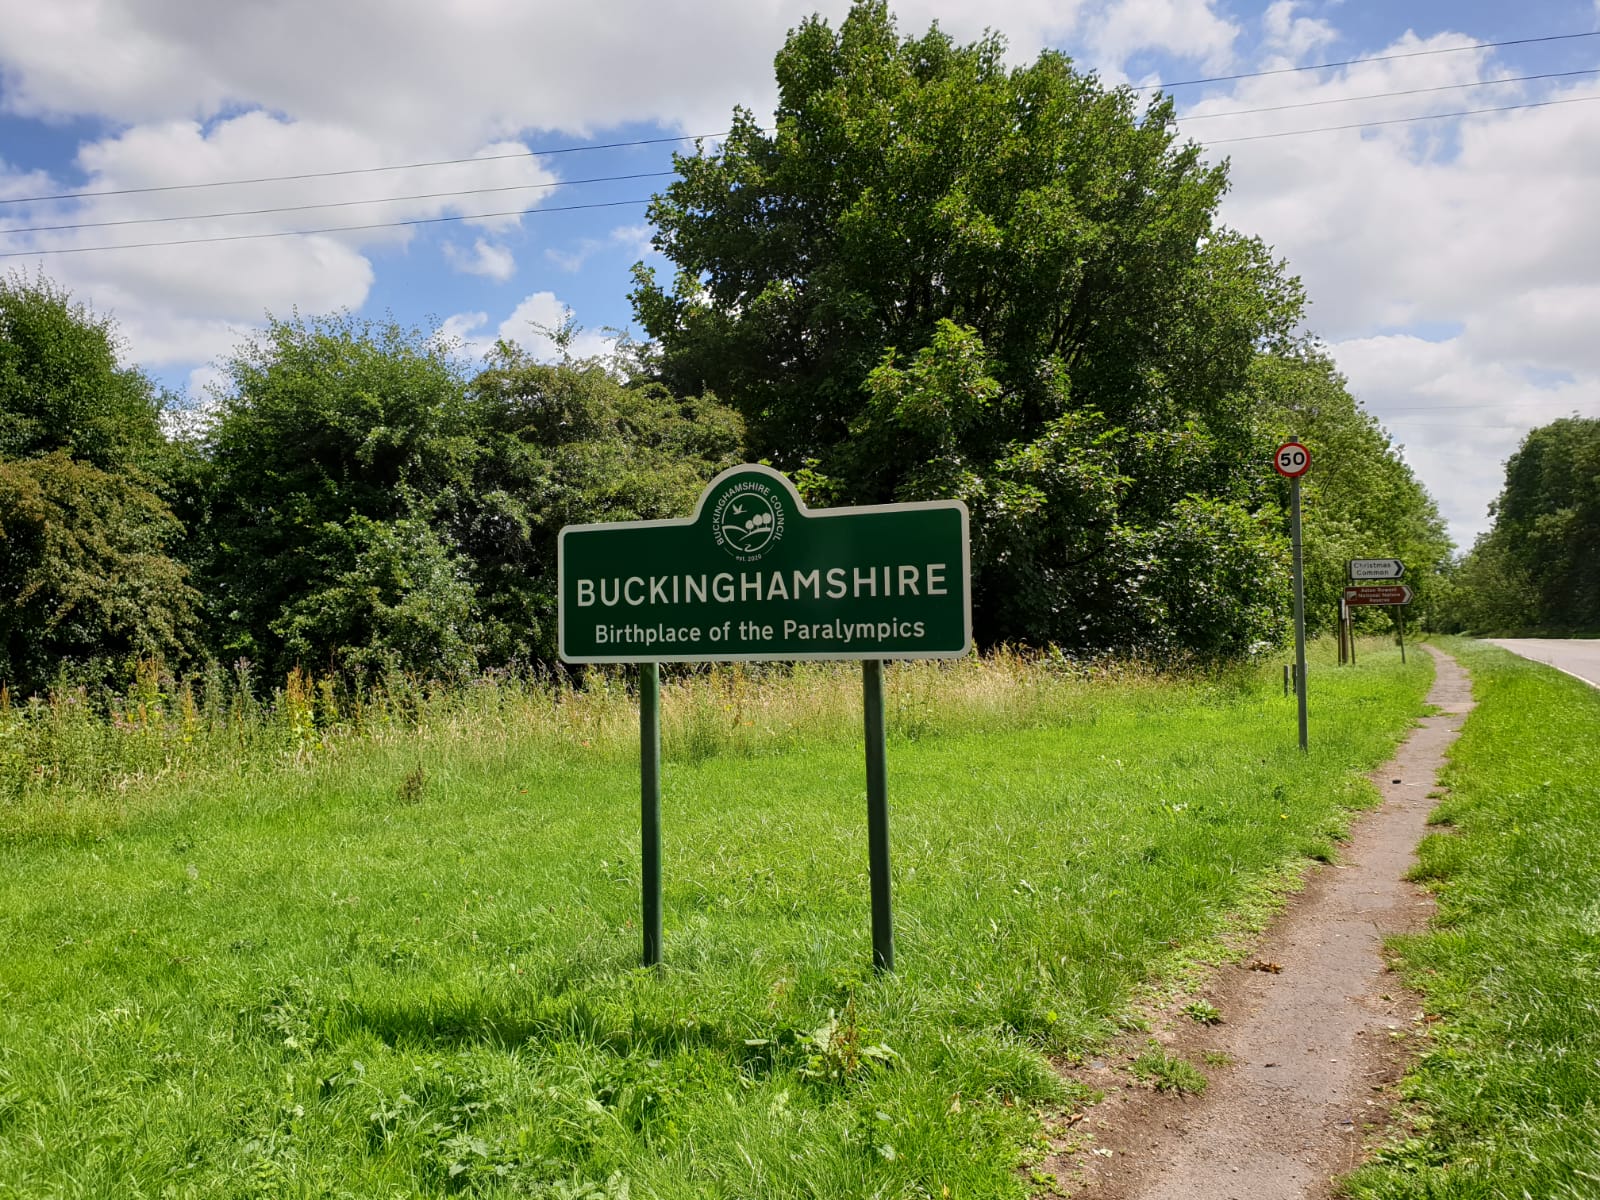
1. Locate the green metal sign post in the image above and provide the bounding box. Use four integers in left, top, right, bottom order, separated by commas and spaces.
559, 465, 971, 972
639, 662, 662, 967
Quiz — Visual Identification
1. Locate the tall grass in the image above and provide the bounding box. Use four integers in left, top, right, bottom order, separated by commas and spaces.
1, 650, 1218, 842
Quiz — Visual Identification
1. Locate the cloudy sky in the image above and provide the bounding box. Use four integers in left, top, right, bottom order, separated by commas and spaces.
2, 0, 1597, 547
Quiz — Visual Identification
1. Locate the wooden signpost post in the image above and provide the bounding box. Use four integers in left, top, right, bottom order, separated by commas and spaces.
1344, 581, 1413, 665
558, 464, 971, 972
1274, 442, 1311, 751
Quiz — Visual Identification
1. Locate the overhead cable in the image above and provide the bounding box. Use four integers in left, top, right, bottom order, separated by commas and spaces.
1135, 29, 1600, 91
6, 31, 1597, 207
1174, 67, 1599, 121
0, 132, 730, 206
1, 171, 675, 237
7, 94, 1599, 259
1203, 93, 1600, 144
0, 198, 651, 259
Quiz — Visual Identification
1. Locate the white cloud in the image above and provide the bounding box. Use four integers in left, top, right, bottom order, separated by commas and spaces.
1261, 0, 1337, 60
1084, 0, 1239, 73
438, 291, 614, 365
434, 310, 490, 356
545, 222, 658, 274
183, 363, 229, 404
608, 223, 657, 259
1330, 333, 1595, 543
0, 1, 1248, 145
0, 113, 558, 363
495, 291, 614, 361
1179, 31, 1600, 542
444, 238, 516, 282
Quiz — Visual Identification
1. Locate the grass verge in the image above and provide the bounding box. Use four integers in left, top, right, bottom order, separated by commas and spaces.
0, 642, 1428, 1198
1343, 638, 1600, 1198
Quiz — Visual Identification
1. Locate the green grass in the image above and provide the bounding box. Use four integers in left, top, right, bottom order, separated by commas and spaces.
0, 642, 1430, 1198
1129, 1044, 1209, 1095
1344, 639, 1600, 1199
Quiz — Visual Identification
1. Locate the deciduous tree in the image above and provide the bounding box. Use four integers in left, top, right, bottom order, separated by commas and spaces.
632, 1, 1306, 654
201, 314, 479, 678
1442, 417, 1600, 631
459, 340, 743, 664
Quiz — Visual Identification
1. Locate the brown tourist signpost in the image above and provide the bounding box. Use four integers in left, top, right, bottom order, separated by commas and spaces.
1343, 585, 1413, 607
1344, 582, 1414, 663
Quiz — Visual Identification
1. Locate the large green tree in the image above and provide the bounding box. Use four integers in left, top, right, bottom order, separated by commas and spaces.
0, 272, 170, 475
1442, 417, 1600, 632
200, 314, 481, 679
200, 314, 745, 680
632, 2, 1305, 653
0, 454, 198, 693
0, 275, 197, 695
458, 340, 743, 665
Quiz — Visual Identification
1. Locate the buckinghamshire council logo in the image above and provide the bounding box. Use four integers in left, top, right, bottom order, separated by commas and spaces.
712, 478, 786, 561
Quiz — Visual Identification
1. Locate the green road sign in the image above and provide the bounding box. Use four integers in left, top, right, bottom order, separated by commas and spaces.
559, 465, 971, 663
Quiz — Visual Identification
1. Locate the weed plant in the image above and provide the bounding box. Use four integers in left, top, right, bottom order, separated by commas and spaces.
1344, 639, 1600, 1198
0, 640, 1428, 1197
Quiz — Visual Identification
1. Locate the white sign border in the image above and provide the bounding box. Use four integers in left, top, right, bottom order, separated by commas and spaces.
1347, 558, 1405, 581
557, 463, 974, 664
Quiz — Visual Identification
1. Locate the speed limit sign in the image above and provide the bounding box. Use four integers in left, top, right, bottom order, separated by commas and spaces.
1273, 442, 1311, 478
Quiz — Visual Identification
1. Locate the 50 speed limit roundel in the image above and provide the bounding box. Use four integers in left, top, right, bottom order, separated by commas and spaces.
1273, 441, 1311, 478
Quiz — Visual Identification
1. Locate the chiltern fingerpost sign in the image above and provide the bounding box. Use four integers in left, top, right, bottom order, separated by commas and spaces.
558, 464, 972, 975
559, 464, 971, 662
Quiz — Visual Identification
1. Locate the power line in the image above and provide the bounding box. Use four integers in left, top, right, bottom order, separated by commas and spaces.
0, 131, 732, 207
4, 32, 1592, 212
1383, 416, 1596, 426
1134, 30, 1600, 91
1174, 68, 1600, 121
1204, 93, 1600, 144
7, 91, 1598, 260
0, 171, 675, 237
7, 75, 1590, 241
9, 67, 1590, 239
0, 197, 651, 260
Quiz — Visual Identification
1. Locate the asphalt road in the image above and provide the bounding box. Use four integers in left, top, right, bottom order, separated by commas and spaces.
1486, 638, 1600, 688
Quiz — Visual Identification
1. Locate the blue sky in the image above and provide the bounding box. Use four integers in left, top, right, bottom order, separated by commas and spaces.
2, 0, 1598, 545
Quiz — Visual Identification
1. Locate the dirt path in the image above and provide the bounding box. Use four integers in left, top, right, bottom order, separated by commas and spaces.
1050, 645, 1473, 1199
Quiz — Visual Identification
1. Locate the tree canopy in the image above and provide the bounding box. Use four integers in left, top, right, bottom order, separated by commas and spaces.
1441, 417, 1600, 633
199, 314, 481, 679
194, 314, 744, 683
634, 2, 1302, 482
0, 274, 196, 694
458, 341, 743, 666
633, 1, 1311, 654
0, 272, 169, 476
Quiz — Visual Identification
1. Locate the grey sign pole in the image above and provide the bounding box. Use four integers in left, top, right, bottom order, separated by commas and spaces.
1291, 474, 1308, 752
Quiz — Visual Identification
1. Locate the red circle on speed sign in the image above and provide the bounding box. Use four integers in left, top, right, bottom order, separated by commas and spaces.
1273, 442, 1311, 478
